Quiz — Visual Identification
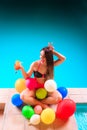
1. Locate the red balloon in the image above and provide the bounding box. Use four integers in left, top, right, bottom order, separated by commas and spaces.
56, 99, 76, 120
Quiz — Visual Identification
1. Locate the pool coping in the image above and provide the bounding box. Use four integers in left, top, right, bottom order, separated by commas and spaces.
68, 88, 87, 103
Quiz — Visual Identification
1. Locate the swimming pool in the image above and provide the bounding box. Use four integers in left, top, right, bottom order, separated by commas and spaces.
75, 103, 87, 130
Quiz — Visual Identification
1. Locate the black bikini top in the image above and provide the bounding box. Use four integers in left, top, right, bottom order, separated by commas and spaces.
34, 71, 46, 78
33, 61, 46, 78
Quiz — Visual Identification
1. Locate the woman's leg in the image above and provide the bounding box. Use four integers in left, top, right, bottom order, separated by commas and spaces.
41, 90, 62, 105
20, 88, 48, 109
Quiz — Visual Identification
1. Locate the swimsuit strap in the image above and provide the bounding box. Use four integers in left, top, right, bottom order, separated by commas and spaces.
37, 61, 41, 71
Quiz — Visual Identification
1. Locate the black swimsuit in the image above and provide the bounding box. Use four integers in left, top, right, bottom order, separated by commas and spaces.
33, 62, 46, 78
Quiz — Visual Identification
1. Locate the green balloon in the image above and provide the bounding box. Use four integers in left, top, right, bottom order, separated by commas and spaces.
22, 105, 34, 119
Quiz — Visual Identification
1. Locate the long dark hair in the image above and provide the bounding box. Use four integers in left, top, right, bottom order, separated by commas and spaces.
41, 46, 54, 80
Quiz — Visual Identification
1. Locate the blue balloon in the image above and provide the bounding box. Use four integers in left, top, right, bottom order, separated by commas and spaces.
11, 93, 23, 107
57, 87, 68, 99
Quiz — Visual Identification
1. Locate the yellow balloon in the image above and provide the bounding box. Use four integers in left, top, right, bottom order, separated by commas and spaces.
41, 108, 55, 125
36, 88, 47, 100
15, 78, 26, 93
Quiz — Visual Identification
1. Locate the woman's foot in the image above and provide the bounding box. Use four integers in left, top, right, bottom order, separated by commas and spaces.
41, 104, 49, 109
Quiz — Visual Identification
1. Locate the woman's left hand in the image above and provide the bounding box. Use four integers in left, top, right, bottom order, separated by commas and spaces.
48, 42, 54, 51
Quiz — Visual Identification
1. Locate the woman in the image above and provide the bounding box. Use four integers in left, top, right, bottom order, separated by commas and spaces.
16, 44, 66, 109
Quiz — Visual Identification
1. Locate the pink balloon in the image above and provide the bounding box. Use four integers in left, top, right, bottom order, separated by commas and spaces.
26, 78, 37, 90
34, 105, 42, 114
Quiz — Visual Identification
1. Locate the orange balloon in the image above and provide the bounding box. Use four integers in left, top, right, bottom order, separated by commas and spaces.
15, 78, 26, 93
14, 60, 21, 70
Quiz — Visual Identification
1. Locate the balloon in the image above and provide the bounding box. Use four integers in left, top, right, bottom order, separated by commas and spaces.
56, 99, 76, 120
34, 105, 42, 114
15, 78, 26, 93
57, 87, 68, 99
29, 114, 40, 125
36, 88, 47, 100
14, 60, 21, 70
41, 108, 55, 125
22, 105, 35, 119
44, 79, 57, 92
11, 93, 23, 107
26, 78, 37, 90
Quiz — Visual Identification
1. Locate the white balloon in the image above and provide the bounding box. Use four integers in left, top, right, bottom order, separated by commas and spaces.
44, 79, 57, 92
29, 114, 40, 125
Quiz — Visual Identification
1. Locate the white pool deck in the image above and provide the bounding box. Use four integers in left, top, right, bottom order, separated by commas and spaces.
0, 88, 87, 130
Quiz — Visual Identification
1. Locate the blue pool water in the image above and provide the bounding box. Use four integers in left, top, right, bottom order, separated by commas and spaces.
75, 103, 87, 130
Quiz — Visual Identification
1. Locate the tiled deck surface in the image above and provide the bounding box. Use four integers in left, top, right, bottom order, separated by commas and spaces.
1, 88, 87, 130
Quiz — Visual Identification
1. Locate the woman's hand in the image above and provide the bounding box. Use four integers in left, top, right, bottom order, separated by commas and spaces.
48, 42, 54, 51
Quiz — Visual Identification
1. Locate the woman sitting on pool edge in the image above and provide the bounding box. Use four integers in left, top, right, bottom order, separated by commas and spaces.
15, 43, 66, 109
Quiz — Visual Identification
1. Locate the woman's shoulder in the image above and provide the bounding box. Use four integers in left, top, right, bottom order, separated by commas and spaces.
31, 60, 40, 66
